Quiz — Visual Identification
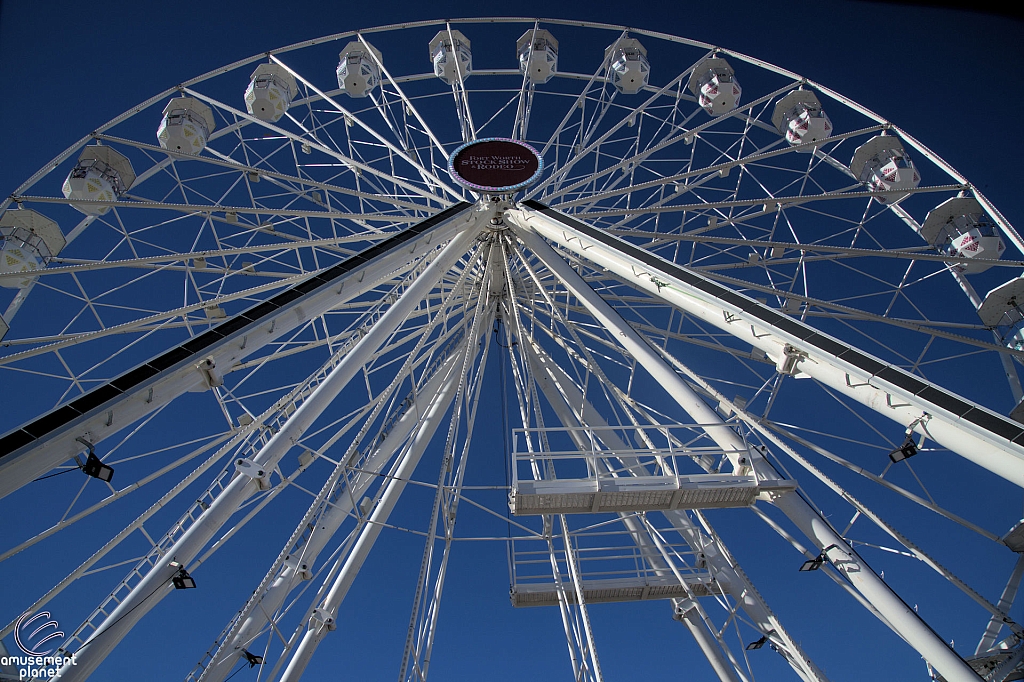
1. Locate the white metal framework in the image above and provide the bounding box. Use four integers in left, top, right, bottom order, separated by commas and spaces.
0, 18, 1022, 682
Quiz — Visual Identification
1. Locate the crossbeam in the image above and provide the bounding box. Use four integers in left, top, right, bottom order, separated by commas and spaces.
0, 202, 473, 500
509, 200, 1024, 490
511, 574, 716, 607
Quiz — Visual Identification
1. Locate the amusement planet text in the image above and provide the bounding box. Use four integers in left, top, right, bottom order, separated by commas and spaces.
1, 654, 78, 680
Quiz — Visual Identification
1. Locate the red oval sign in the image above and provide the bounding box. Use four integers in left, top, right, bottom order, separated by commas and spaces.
448, 138, 543, 193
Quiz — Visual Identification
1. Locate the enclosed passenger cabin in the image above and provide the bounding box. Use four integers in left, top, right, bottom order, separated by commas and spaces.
517, 29, 558, 85
605, 38, 649, 95
920, 197, 1005, 273
979, 278, 1024, 351
850, 135, 920, 204
688, 57, 741, 116
772, 90, 832, 149
336, 40, 382, 98
244, 63, 297, 123
62, 146, 136, 216
157, 97, 216, 154
0, 209, 65, 289
429, 30, 472, 85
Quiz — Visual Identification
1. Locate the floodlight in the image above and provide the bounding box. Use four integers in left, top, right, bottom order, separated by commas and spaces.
800, 545, 841, 572
171, 563, 196, 590
75, 438, 114, 482
889, 437, 918, 463
746, 629, 775, 650
81, 452, 114, 483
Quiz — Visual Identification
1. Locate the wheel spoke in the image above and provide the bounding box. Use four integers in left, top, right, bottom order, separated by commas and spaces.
2, 19, 1021, 682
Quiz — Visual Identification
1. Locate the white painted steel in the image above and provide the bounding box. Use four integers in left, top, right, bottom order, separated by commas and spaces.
516, 225, 749, 467
198, 344, 466, 682
508, 206, 1024, 490
510, 211, 982, 682
3, 18, 1022, 682
559, 513, 605, 682
520, 336, 824, 681
0, 207, 475, 500
977, 555, 1024, 655
277, 307, 482, 682
181, 87, 451, 207
267, 53, 463, 202
677, 604, 744, 682
54, 225, 480, 681
524, 331, 746, 682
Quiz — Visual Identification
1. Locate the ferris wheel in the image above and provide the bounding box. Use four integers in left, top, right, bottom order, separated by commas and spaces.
1, 17, 1023, 682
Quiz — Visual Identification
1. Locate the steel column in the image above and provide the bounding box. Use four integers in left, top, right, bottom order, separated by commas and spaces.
522, 337, 817, 682
277, 344, 467, 681
55, 224, 480, 682
509, 211, 982, 682
0, 203, 475, 500
508, 203, 1024, 490
199, 344, 466, 682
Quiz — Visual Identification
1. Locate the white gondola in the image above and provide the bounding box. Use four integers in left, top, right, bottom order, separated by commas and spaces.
61, 145, 136, 216
772, 90, 832, 149
336, 40, 382, 98
244, 63, 297, 123
850, 135, 920, 204
688, 57, 741, 115
605, 38, 649, 95
0, 209, 65, 289
156, 97, 215, 154
429, 30, 472, 85
979, 277, 1024, 350
921, 197, 1005, 273
517, 29, 558, 84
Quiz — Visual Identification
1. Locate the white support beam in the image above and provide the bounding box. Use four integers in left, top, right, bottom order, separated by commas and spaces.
54, 220, 480, 682
544, 81, 810, 208
277, 339, 468, 682
515, 224, 748, 470
977, 555, 1024, 655
182, 87, 450, 207
94, 132, 429, 211
676, 603, 744, 682
358, 33, 450, 162
525, 53, 699, 202
12, 194, 424, 222
508, 202, 1024, 490
507, 205, 983, 682
267, 53, 463, 202
521, 337, 820, 682
559, 514, 605, 682
199, 343, 466, 682
0, 203, 476, 501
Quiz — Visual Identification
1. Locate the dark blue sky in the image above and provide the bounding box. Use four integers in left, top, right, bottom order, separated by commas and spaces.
1, 0, 1021, 223
0, 2, 1021, 680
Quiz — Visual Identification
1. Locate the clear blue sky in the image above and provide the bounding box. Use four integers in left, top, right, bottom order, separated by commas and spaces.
0, 2, 1022, 681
